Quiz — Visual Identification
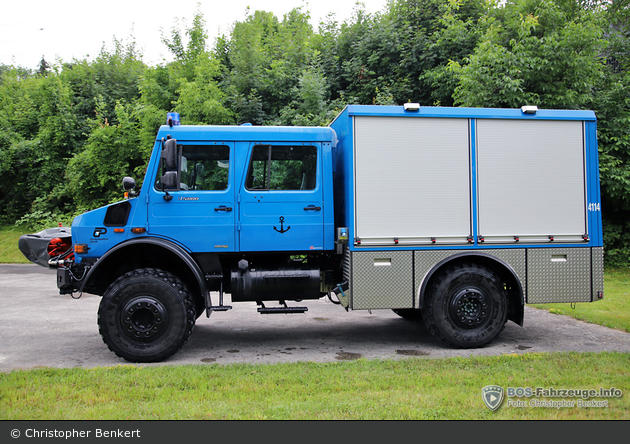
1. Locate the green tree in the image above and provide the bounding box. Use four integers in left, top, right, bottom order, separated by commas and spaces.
161, 4, 209, 82
61, 38, 146, 136
313, 0, 489, 106
65, 100, 145, 208
420, 0, 492, 105
173, 54, 233, 125
450, 0, 605, 109
216, 7, 315, 124
593, 0, 630, 265
0, 69, 79, 223
140, 65, 178, 112
275, 61, 337, 126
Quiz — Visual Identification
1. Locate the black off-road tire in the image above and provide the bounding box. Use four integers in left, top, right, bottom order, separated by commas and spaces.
423, 263, 507, 348
392, 308, 423, 322
97, 268, 196, 363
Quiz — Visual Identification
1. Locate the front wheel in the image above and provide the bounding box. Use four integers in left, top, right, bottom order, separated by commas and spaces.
423, 263, 507, 348
98, 268, 196, 362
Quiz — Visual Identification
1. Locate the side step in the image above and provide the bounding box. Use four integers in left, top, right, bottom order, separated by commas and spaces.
257, 302, 308, 314
209, 284, 232, 312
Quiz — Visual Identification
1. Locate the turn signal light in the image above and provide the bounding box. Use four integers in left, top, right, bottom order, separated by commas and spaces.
131, 227, 146, 234
74, 244, 89, 254
114, 228, 125, 233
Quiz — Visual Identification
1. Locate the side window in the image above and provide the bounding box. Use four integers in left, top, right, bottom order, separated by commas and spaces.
246, 145, 317, 191
174, 145, 230, 191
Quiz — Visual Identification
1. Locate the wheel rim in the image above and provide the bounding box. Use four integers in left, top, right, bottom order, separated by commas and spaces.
121, 296, 169, 342
449, 287, 492, 329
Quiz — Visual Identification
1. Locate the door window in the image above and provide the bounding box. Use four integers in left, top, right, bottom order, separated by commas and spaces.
246, 145, 317, 191
154, 144, 230, 191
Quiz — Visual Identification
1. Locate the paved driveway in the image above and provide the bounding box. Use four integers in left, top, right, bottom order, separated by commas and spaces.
1, 264, 629, 370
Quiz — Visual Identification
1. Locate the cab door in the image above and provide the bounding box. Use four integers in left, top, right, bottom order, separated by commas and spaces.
149, 142, 236, 252
239, 143, 324, 252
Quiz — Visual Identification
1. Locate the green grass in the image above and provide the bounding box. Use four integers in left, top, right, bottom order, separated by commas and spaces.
0, 225, 32, 264
532, 268, 630, 333
1, 352, 629, 420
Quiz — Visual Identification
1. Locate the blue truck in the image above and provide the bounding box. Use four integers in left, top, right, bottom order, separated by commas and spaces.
20, 104, 604, 362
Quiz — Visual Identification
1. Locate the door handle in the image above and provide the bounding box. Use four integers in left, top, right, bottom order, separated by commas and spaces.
214, 206, 233, 212
304, 205, 321, 211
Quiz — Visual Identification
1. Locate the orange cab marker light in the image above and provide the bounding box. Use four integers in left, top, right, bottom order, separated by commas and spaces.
131, 227, 146, 234
114, 228, 125, 233
74, 244, 89, 254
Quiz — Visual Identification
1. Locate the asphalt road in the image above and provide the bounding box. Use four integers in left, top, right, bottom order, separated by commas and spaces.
1, 264, 629, 370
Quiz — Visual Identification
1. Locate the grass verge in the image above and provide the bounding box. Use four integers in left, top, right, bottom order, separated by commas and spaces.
0, 225, 32, 264
1, 352, 628, 420
532, 268, 630, 332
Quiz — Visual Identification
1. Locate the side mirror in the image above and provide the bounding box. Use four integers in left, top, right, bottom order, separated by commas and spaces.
161, 139, 179, 170
161, 171, 178, 188
159, 138, 181, 193
122, 177, 137, 198
122, 176, 136, 191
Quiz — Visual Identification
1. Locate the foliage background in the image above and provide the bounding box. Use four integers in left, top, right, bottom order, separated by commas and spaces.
1, 0, 629, 265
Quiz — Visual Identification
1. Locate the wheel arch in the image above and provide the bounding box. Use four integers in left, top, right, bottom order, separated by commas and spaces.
80, 237, 208, 310
418, 252, 524, 326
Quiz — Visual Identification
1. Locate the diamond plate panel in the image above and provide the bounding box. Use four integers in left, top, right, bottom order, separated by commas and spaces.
592, 247, 604, 300
527, 248, 591, 303
483, 249, 527, 303
414, 249, 526, 305
351, 251, 413, 310
414, 250, 464, 301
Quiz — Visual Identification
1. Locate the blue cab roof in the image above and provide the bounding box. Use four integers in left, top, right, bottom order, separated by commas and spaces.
156, 124, 337, 144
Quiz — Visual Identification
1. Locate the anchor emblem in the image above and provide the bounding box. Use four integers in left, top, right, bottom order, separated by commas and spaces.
274, 216, 291, 234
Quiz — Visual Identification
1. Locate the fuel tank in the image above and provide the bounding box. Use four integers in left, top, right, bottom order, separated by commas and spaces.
230, 259, 321, 302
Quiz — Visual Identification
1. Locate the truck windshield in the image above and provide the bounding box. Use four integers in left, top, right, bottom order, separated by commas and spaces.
246, 145, 317, 191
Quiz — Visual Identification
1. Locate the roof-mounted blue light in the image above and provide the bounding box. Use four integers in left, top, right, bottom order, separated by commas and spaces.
167, 112, 181, 127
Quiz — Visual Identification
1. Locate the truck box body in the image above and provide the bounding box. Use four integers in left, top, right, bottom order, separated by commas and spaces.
329, 105, 603, 309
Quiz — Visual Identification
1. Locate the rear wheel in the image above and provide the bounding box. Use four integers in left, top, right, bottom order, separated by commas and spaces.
423, 263, 507, 348
98, 268, 196, 362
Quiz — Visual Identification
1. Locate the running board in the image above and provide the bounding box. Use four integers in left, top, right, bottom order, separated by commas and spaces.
208, 284, 232, 313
